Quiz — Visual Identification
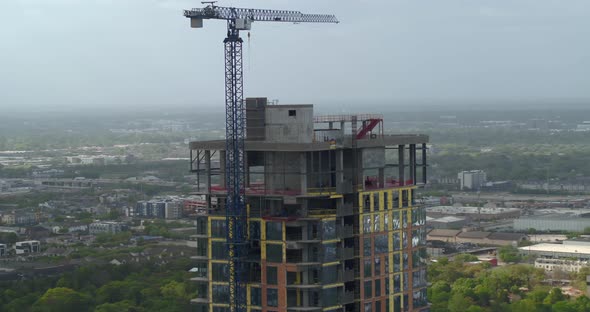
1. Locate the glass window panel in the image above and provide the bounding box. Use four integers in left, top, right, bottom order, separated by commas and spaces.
322, 288, 338, 307
392, 211, 400, 230
364, 259, 372, 278
322, 220, 336, 240
212, 285, 229, 303
251, 287, 261, 306
323, 243, 337, 262
266, 222, 282, 240
375, 279, 381, 297
250, 221, 260, 240
374, 214, 380, 232
211, 241, 227, 260
364, 280, 372, 299
266, 244, 283, 263
267, 266, 278, 284
373, 193, 380, 210
363, 195, 371, 212
321, 265, 338, 284
212, 263, 229, 281
211, 220, 226, 238
393, 232, 400, 251
363, 215, 371, 234
375, 257, 381, 276
364, 238, 371, 256
375, 234, 387, 254
267, 288, 278, 307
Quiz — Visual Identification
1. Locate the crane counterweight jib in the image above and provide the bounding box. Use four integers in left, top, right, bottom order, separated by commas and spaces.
184, 6, 339, 24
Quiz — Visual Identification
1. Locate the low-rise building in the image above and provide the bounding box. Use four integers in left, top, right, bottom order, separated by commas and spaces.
15, 240, 40, 255
89, 221, 128, 235
427, 206, 521, 221
514, 213, 590, 232
534, 258, 589, 273
519, 242, 590, 260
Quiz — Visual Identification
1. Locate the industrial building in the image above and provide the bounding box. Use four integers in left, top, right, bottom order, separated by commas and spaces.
426, 206, 521, 221
514, 212, 590, 232
519, 239, 590, 260
189, 99, 429, 311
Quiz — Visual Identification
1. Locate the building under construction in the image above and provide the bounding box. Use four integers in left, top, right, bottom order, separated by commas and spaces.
189, 98, 429, 312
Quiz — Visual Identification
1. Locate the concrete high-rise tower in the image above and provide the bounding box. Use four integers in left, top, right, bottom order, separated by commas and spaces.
189, 98, 429, 312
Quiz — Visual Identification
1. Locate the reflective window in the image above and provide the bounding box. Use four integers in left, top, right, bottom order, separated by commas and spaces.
375, 234, 387, 254
374, 214, 380, 232
363, 215, 371, 234
322, 220, 336, 240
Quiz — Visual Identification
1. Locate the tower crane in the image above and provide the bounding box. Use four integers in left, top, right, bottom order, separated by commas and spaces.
184, 2, 338, 311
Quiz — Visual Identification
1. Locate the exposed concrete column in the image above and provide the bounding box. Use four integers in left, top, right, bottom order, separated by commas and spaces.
300, 152, 307, 193
398, 145, 405, 186
409, 144, 416, 184
336, 149, 344, 186
205, 150, 212, 193
378, 167, 385, 189
244, 152, 249, 187
329, 121, 334, 129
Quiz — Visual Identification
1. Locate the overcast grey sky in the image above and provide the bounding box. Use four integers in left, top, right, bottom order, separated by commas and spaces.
1, 0, 588, 112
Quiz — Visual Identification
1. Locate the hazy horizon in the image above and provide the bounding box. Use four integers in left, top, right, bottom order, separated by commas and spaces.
1, 0, 589, 112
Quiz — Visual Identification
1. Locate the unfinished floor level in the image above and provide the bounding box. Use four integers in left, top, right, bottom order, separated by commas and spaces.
189, 98, 429, 312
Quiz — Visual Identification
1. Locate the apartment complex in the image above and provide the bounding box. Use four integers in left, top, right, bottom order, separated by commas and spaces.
189, 98, 429, 311
458, 170, 486, 191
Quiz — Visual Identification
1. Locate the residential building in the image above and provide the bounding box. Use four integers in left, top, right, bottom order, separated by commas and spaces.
458, 170, 487, 191
89, 221, 128, 235
189, 99, 429, 312
15, 240, 40, 255
131, 197, 184, 219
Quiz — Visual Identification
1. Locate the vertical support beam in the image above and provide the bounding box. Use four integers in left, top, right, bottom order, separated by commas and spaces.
336, 149, 344, 188
422, 143, 427, 184
398, 145, 405, 186
409, 144, 416, 185
205, 150, 212, 194
300, 152, 307, 193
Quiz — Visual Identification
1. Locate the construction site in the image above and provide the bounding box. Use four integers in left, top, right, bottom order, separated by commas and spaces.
189, 98, 429, 312
183, 3, 429, 312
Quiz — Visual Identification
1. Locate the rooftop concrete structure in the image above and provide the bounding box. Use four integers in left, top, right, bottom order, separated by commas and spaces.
189, 99, 429, 312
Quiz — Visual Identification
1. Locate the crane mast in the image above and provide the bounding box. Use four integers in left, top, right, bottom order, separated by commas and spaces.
184, 4, 338, 311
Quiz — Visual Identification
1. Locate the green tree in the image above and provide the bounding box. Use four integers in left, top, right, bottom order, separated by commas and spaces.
32, 287, 92, 312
